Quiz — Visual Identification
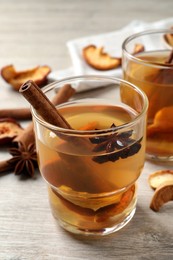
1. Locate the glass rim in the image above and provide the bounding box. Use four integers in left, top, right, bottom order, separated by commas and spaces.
31, 75, 148, 136
122, 28, 173, 68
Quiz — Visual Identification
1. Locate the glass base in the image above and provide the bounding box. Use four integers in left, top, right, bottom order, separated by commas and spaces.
57, 207, 136, 236
146, 153, 173, 164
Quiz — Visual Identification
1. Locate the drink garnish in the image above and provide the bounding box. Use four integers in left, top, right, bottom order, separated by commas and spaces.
90, 124, 142, 163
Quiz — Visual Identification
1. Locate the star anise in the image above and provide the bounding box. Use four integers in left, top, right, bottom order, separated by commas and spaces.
8, 142, 37, 177
90, 124, 142, 164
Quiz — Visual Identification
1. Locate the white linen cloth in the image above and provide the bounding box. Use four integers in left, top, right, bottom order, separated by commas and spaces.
48, 17, 173, 92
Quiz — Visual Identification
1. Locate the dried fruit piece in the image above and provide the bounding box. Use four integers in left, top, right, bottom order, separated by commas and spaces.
148, 170, 173, 189
8, 142, 37, 177
95, 185, 135, 222
147, 125, 173, 138
154, 106, 173, 125
1, 65, 51, 91
79, 121, 99, 131
0, 118, 23, 145
147, 106, 173, 137
133, 43, 145, 55
164, 30, 173, 47
150, 180, 173, 212
90, 124, 142, 164
83, 45, 121, 70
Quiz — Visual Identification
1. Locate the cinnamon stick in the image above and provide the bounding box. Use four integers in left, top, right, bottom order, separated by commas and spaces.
0, 84, 75, 121
0, 108, 32, 120
13, 83, 75, 147
13, 123, 35, 147
165, 49, 173, 64
151, 49, 173, 83
51, 84, 75, 105
0, 160, 13, 173
19, 80, 71, 129
147, 49, 173, 120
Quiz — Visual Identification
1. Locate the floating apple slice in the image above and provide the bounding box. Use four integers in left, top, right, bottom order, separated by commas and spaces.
1, 65, 51, 91
147, 106, 173, 137
82, 45, 121, 70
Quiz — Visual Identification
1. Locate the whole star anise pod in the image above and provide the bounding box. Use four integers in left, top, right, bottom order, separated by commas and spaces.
90, 124, 142, 164
8, 142, 37, 177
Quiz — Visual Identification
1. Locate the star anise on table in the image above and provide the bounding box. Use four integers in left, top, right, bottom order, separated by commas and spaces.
7, 142, 38, 177
90, 124, 142, 164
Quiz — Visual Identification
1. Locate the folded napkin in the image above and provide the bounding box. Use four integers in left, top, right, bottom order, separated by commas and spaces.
48, 17, 173, 92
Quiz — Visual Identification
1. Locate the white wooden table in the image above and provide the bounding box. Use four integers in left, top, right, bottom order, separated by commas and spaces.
0, 1, 173, 259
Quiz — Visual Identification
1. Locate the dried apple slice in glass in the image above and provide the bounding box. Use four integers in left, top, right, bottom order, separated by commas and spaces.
147, 106, 173, 137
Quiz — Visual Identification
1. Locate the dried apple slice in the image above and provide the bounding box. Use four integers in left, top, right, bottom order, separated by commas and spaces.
147, 106, 173, 137
1, 65, 17, 82
0, 118, 24, 145
147, 124, 173, 137
164, 31, 173, 47
1, 65, 51, 91
154, 106, 173, 125
133, 43, 145, 55
83, 45, 121, 70
78, 121, 99, 131
150, 180, 173, 212
148, 170, 173, 189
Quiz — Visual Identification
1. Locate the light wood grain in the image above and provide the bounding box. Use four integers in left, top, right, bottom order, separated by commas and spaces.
0, 0, 173, 259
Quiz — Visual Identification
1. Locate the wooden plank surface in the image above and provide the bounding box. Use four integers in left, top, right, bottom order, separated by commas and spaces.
0, 0, 173, 259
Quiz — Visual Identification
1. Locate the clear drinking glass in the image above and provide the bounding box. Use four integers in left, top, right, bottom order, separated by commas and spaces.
122, 29, 173, 162
31, 76, 148, 236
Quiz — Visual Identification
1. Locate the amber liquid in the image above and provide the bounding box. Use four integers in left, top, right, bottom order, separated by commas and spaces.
124, 51, 173, 158
36, 103, 145, 234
